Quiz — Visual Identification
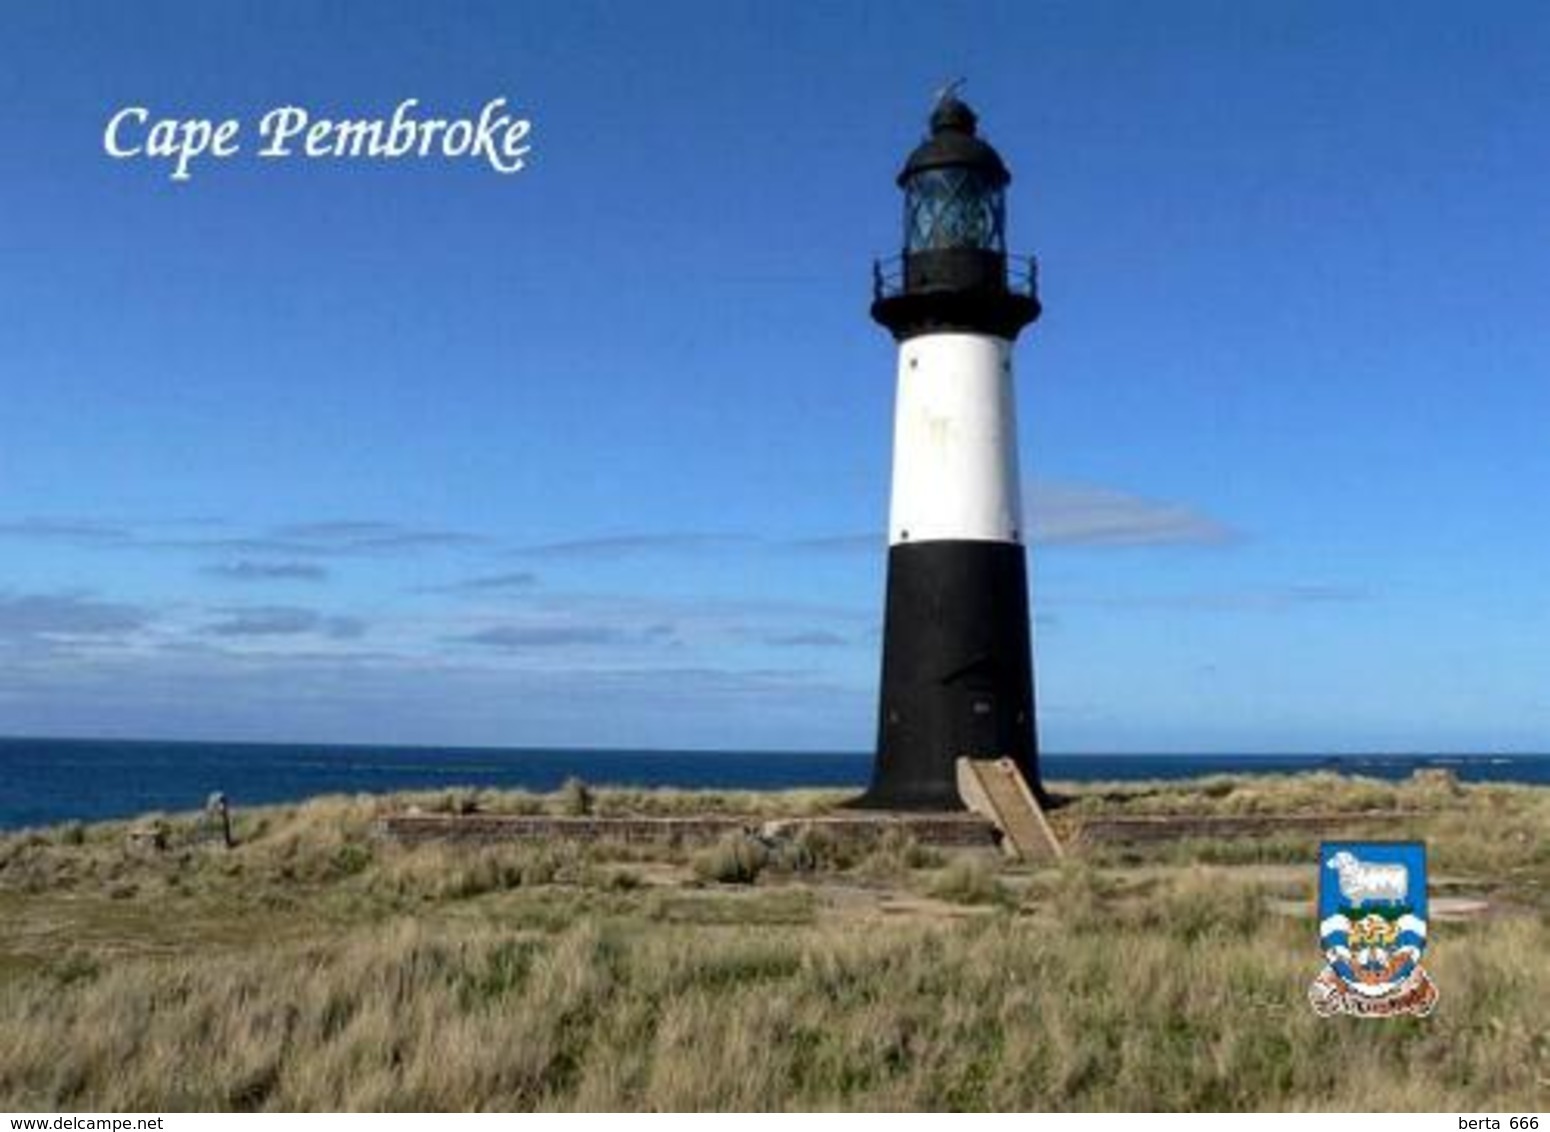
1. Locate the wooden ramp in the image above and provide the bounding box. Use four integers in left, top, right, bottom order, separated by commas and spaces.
956, 757, 1064, 862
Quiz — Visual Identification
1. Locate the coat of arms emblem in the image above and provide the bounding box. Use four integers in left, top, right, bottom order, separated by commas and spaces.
1309, 841, 1438, 1018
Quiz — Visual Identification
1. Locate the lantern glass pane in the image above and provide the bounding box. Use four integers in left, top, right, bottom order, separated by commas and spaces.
904, 169, 1005, 254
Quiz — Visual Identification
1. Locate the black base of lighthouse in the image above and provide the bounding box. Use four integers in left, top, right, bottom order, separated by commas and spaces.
854, 540, 1041, 811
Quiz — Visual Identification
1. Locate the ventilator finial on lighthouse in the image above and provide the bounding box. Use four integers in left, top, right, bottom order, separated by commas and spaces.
860, 93, 1043, 810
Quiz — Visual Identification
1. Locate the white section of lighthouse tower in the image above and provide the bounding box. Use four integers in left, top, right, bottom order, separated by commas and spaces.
888, 332, 1023, 546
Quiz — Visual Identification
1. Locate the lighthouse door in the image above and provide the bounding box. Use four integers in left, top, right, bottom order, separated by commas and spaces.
966, 692, 998, 756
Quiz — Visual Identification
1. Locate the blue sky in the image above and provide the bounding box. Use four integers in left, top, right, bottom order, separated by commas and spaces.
2, 1, 1547, 753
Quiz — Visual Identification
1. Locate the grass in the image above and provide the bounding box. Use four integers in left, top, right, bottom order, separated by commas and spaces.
929, 856, 1010, 906
0, 774, 1546, 1110
691, 834, 771, 884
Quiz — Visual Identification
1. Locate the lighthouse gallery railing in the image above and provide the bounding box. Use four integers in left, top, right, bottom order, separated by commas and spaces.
871, 253, 1039, 303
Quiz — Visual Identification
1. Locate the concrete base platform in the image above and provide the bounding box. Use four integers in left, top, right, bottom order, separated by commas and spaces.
1072, 810, 1429, 844
378, 810, 1000, 850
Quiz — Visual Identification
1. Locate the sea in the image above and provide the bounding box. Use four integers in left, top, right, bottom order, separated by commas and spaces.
1, 736, 1546, 832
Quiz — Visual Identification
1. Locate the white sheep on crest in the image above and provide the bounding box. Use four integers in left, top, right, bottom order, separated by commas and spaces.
1327, 850, 1408, 905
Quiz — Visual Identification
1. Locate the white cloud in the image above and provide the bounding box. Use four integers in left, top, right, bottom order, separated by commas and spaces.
1028, 480, 1237, 548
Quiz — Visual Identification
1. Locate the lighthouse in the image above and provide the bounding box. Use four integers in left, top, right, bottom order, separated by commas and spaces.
860, 93, 1043, 810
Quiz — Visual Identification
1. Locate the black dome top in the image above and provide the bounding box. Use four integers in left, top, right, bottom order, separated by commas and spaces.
898, 95, 1010, 188
930, 96, 979, 135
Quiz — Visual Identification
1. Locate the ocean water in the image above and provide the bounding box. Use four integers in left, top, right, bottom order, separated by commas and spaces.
0, 736, 1546, 831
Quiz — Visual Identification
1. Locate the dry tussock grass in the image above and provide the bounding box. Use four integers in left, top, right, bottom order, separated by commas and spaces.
0, 774, 1546, 1110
